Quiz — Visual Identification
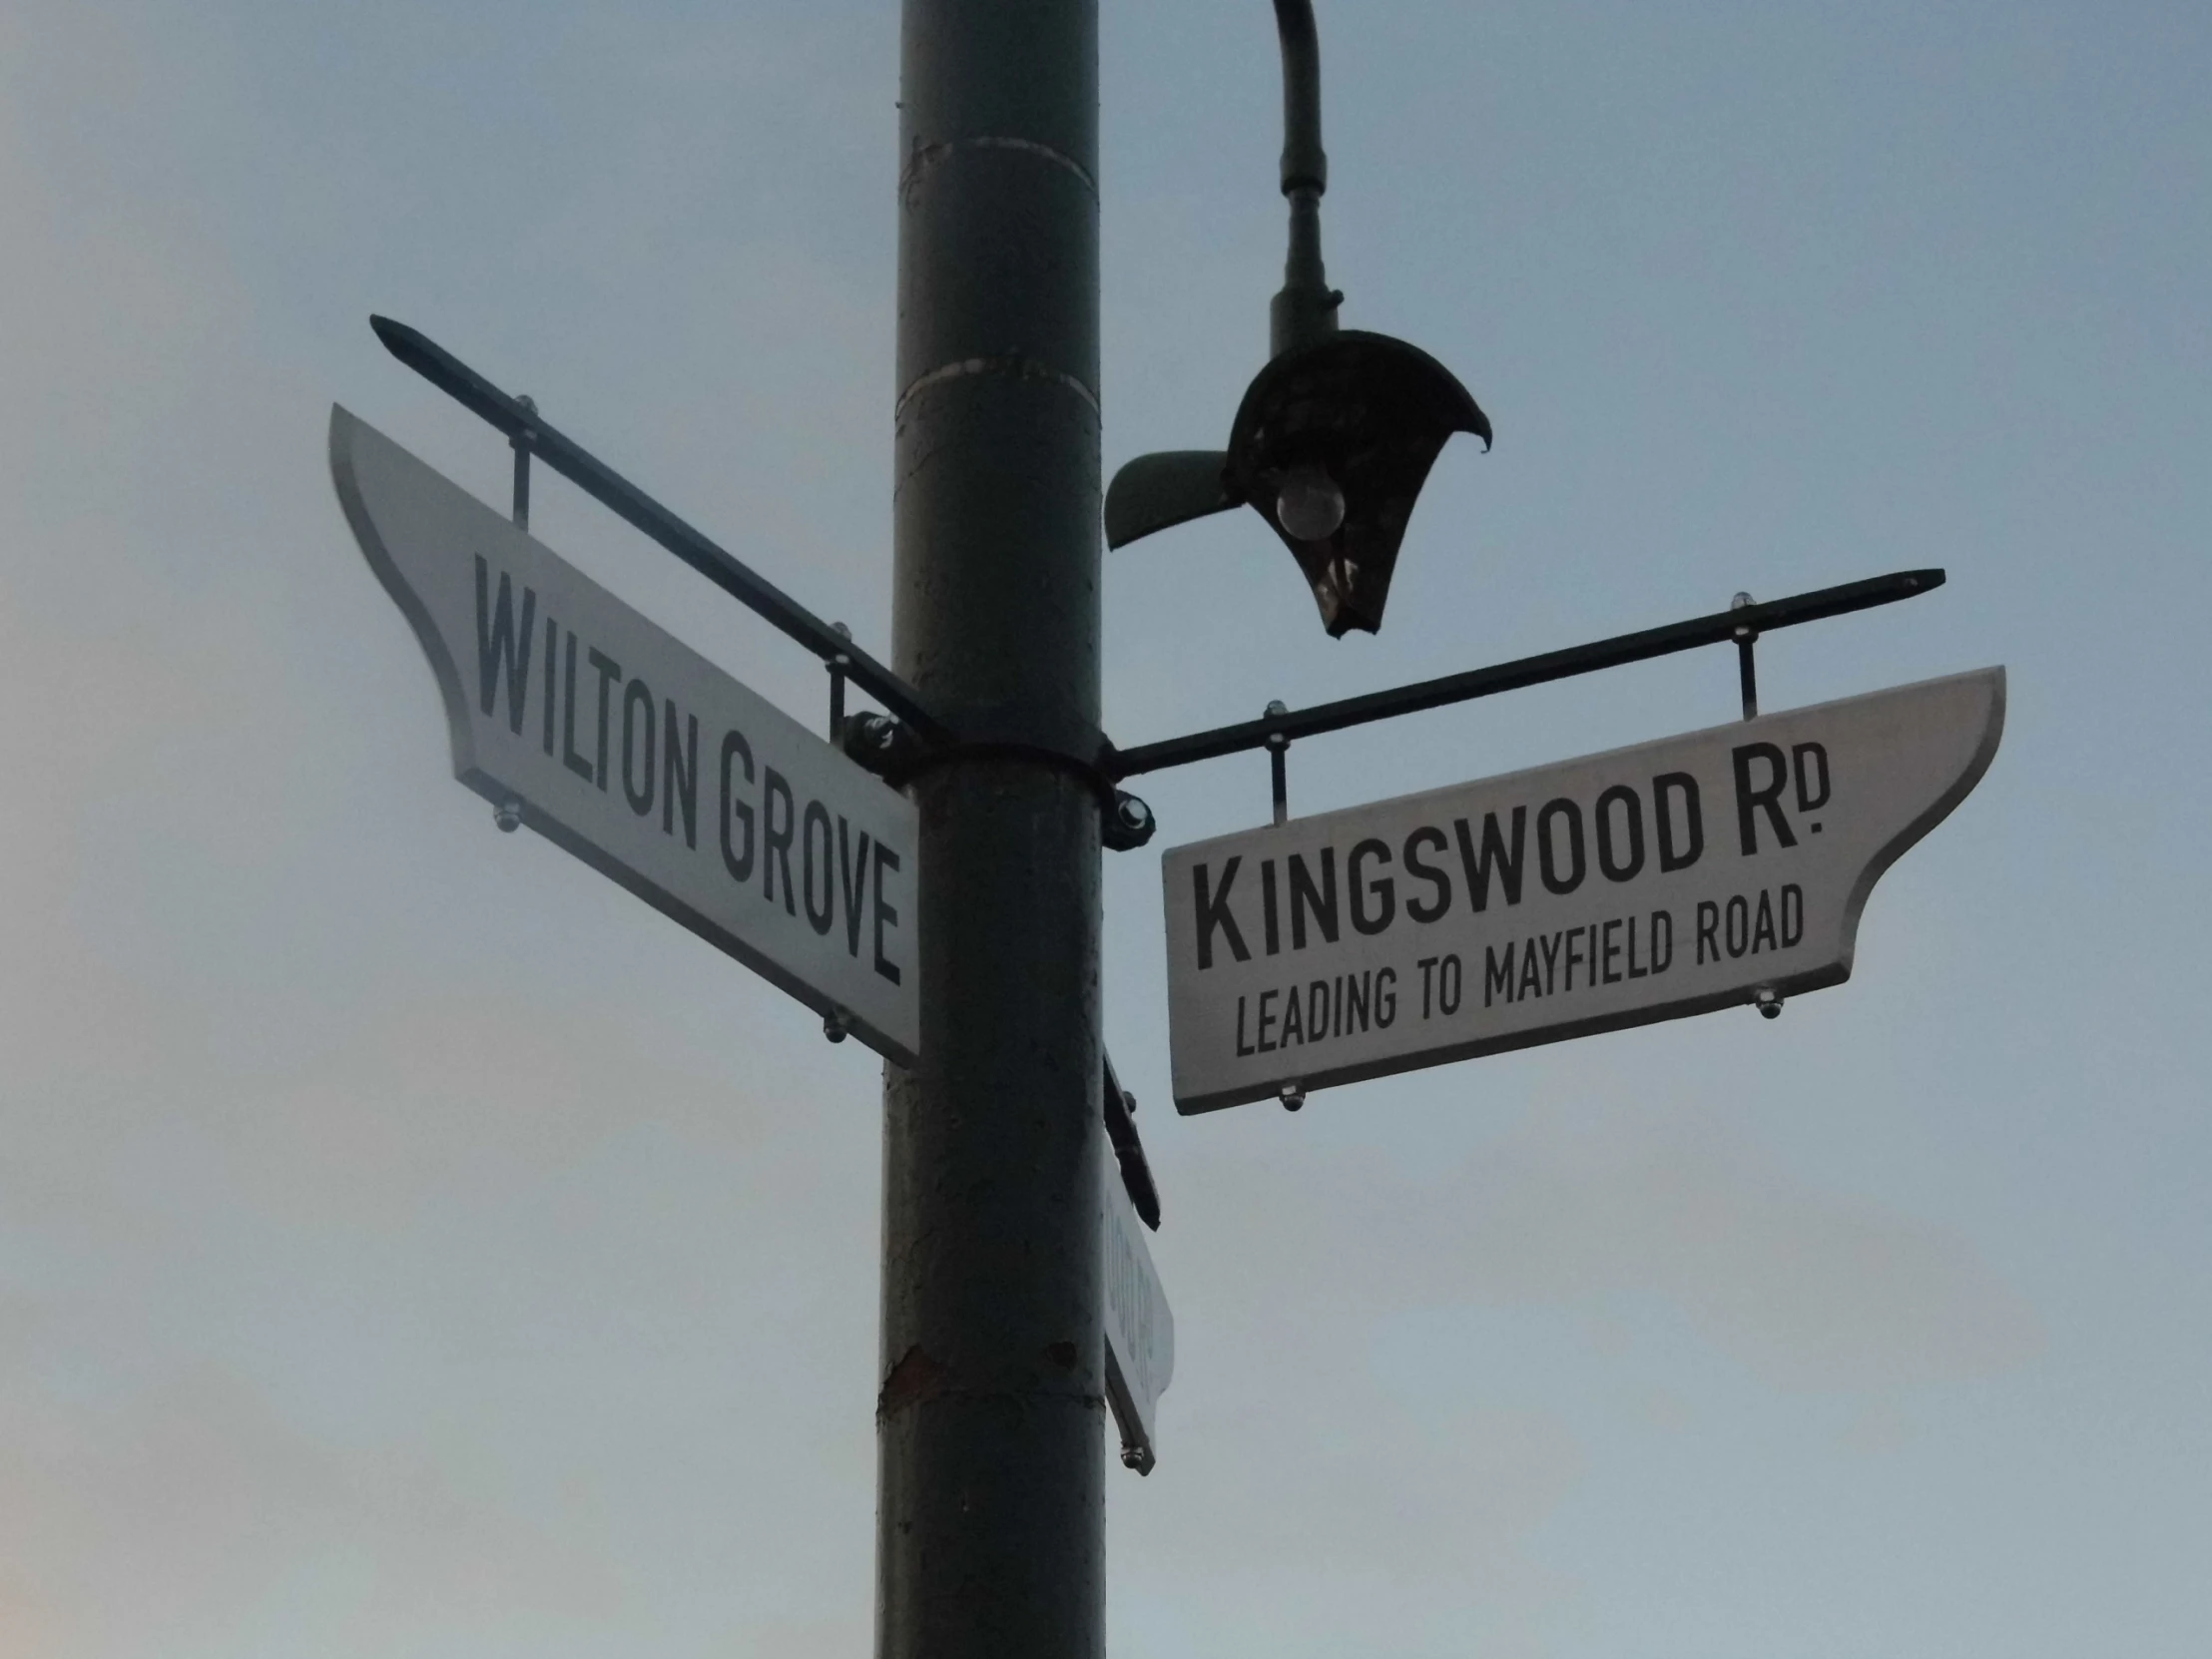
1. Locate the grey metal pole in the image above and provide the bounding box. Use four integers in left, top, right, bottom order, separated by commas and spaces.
878, 1, 1105, 1656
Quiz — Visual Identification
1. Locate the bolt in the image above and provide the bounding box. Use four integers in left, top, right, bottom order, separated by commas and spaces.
1122, 1090, 1137, 1118
1731, 591, 1758, 643
1280, 1081, 1306, 1112
493, 800, 523, 832
1115, 796, 1152, 834
1754, 988, 1783, 1020
824, 1008, 850, 1044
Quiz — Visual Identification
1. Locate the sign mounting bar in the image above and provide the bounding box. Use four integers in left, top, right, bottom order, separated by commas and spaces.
369, 315, 953, 746
1104, 568, 1943, 779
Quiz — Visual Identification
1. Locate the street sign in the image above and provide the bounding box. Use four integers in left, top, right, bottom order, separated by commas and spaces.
330, 405, 921, 1066
1161, 668, 2004, 1113
1102, 1152, 1174, 1474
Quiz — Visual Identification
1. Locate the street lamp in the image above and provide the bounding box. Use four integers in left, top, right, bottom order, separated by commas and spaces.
1104, 0, 1491, 637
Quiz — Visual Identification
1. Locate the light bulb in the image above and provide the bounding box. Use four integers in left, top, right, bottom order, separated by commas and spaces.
1275, 465, 1346, 542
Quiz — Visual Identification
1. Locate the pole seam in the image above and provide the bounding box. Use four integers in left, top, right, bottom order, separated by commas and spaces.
900, 134, 1098, 199
895, 354, 1101, 421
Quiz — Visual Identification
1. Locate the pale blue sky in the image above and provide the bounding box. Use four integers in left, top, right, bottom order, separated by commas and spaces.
3, 1, 2208, 1655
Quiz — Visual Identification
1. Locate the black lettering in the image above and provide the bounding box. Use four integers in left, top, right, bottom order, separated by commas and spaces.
1438, 953, 1462, 1016
1261, 859, 1282, 956
1725, 894, 1749, 957
1626, 915, 1648, 979
762, 770, 797, 914
872, 841, 902, 984
1307, 980, 1330, 1041
587, 647, 621, 790
1454, 809, 1526, 911
1416, 956, 1438, 1018
1349, 838, 1395, 935
1537, 799, 1586, 894
1696, 899, 1720, 964
718, 730, 756, 880
1563, 926, 1586, 992
562, 633, 593, 783
1651, 909, 1675, 972
1258, 988, 1280, 1051
1281, 987, 1305, 1045
1236, 996, 1254, 1056
802, 801, 835, 936
1654, 773, 1703, 871
1602, 918, 1623, 983
1781, 883, 1804, 947
1518, 940, 1543, 1000
1289, 849, 1339, 948
1402, 827, 1452, 922
1595, 785, 1646, 882
1539, 930, 1564, 996
1752, 888, 1778, 953
662, 703, 699, 846
837, 820, 871, 956
621, 679, 656, 816
473, 556, 536, 735
1346, 972, 1372, 1032
1793, 744, 1831, 813
1485, 944, 1514, 1007
1732, 742, 1798, 854
541, 616, 557, 754
1193, 859, 1251, 970
1375, 967, 1397, 1027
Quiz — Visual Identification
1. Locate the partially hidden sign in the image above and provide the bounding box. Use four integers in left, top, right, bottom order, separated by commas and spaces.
1102, 1152, 1174, 1474
1161, 669, 2003, 1113
330, 405, 920, 1066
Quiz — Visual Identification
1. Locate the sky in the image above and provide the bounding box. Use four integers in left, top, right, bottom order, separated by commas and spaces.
3, 0, 2209, 1655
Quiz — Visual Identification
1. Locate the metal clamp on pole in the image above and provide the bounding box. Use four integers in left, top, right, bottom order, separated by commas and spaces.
1732, 590, 1759, 720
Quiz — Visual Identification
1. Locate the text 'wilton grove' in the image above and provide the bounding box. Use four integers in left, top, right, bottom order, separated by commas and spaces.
472, 555, 907, 984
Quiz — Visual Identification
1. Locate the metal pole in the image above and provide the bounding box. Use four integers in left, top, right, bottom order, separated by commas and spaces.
878, 1, 1104, 1656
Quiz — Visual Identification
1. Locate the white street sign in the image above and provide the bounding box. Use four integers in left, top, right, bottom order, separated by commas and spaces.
1162, 668, 2004, 1113
1103, 1155, 1174, 1474
330, 405, 921, 1066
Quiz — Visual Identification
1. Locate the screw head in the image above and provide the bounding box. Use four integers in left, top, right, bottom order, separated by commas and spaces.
824, 1009, 850, 1043
493, 801, 523, 832
1754, 988, 1783, 1019
1116, 796, 1152, 833
1280, 1081, 1306, 1112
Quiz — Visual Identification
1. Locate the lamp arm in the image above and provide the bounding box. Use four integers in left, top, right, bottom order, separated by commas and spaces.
1270, 0, 1342, 356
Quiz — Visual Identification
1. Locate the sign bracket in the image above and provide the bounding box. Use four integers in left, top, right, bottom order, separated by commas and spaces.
1103, 568, 1943, 781
370, 315, 953, 746
1731, 590, 1760, 720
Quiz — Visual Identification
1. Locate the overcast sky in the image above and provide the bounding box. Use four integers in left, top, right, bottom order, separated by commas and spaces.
5, 1, 2209, 1655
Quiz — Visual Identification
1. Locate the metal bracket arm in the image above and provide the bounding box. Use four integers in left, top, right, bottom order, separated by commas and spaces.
369, 315, 952, 746
1103, 567, 1944, 779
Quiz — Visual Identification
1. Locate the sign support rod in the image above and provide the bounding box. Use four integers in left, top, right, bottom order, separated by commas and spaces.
368, 315, 952, 746
877, 2, 1105, 1657
1106, 567, 1943, 778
